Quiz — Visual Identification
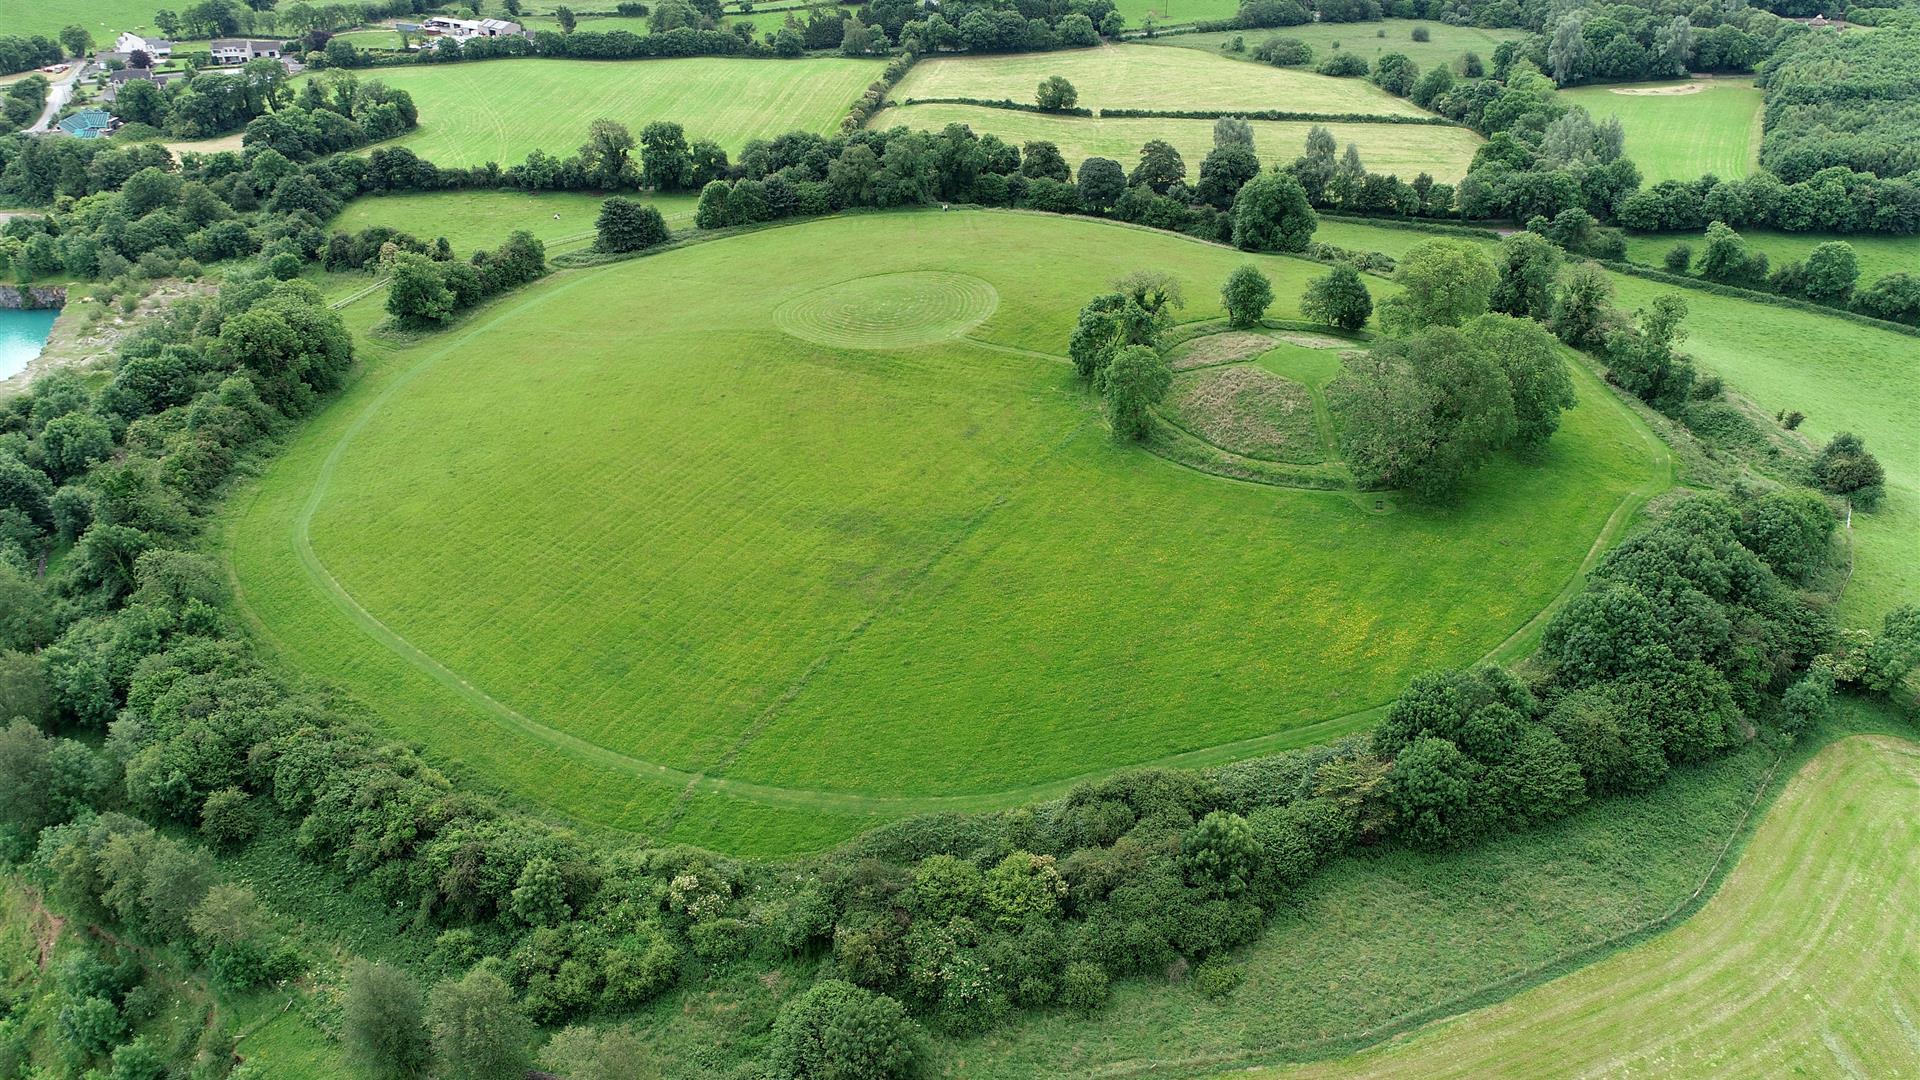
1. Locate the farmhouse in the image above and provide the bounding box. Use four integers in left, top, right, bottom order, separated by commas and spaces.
210, 38, 285, 64
419, 16, 525, 40
113, 32, 173, 58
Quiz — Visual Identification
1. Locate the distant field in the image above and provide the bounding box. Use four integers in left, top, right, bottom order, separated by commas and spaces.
228, 209, 1660, 854
1116, 0, 1243, 27
870, 103, 1483, 182
1254, 734, 1920, 1079
1315, 216, 1920, 627
894, 44, 1430, 116
1145, 20, 1524, 72
343, 57, 886, 166
1562, 78, 1763, 183
1622, 228, 1920, 284
330, 190, 701, 254
0, 0, 165, 41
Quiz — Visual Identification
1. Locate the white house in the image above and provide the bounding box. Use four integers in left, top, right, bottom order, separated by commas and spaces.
419, 17, 523, 40
114, 32, 173, 58
210, 38, 283, 65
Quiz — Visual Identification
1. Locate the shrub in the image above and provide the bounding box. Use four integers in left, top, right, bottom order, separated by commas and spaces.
1035, 75, 1078, 112
1253, 36, 1312, 66
1300, 263, 1371, 329
199, 787, 255, 849
595, 197, 670, 253
1059, 961, 1109, 1014
766, 980, 925, 1080
1411, 24, 1430, 41
1191, 957, 1245, 999
1316, 53, 1369, 77
1811, 432, 1885, 508
1778, 670, 1834, 737
1221, 265, 1273, 327
1179, 811, 1260, 896
1737, 489, 1835, 582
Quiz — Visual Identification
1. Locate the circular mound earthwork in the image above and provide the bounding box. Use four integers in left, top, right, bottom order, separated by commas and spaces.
773, 271, 1000, 350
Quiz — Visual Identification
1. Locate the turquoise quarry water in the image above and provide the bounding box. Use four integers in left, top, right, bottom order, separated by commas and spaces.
0, 307, 57, 380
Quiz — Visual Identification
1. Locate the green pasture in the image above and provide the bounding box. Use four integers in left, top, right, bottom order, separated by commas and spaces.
1145, 20, 1525, 72
225, 209, 1662, 855
1622, 227, 1920, 285
894, 45, 1429, 116
870, 104, 1483, 181
329, 190, 700, 255
0, 0, 166, 42
1561, 79, 1763, 184
1251, 733, 1920, 1079
1315, 217, 1920, 626
340, 57, 885, 166
1116, 0, 1244, 27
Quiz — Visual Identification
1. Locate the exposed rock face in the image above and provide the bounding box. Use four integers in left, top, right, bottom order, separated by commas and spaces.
0, 285, 67, 310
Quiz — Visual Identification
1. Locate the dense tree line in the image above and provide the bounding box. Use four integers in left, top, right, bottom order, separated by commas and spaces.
0, 76, 48, 137
110, 65, 416, 147
1757, 25, 1920, 182
384, 230, 548, 324
0, 34, 64, 78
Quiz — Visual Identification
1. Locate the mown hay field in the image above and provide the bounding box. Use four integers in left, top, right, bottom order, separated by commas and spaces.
869, 103, 1484, 181
343, 57, 886, 166
330, 189, 701, 255
1144, 20, 1525, 73
227, 210, 1662, 855
893, 45, 1430, 116
1561, 78, 1764, 184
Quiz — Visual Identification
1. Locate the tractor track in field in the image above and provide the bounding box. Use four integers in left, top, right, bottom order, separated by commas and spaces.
236, 209, 1676, 824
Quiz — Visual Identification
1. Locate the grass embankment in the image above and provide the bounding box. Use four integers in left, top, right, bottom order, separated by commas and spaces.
1142, 20, 1524, 72
329, 190, 701, 255
224, 209, 1661, 855
868, 104, 1483, 181
341, 57, 886, 167
1560, 78, 1764, 184
894, 46, 1431, 116
1316, 216, 1920, 626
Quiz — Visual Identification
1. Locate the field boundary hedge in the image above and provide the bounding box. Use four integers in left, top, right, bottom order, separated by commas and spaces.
897, 96, 1095, 117
1598, 259, 1920, 339
1098, 107, 1461, 126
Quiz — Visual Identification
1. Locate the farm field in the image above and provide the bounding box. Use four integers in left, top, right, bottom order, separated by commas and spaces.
1315, 217, 1920, 626
330, 190, 701, 254
893, 45, 1431, 116
1622, 227, 1920, 284
1561, 78, 1764, 183
1144, 20, 1525, 72
339, 57, 886, 166
1116, 0, 1243, 27
0, 0, 165, 41
869, 104, 1483, 181
227, 209, 1664, 854
1251, 734, 1920, 1079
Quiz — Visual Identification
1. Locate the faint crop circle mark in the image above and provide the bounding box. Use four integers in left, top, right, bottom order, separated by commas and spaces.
774, 271, 1000, 350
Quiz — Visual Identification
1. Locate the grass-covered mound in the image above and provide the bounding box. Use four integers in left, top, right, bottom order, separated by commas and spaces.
866, 105, 1484, 182
227, 210, 1664, 855
340, 57, 886, 167
1561, 79, 1764, 184
893, 46, 1430, 117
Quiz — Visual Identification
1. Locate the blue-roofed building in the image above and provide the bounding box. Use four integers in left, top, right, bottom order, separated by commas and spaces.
54, 110, 114, 139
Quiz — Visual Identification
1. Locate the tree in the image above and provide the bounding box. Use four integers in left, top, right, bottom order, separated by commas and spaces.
1221, 265, 1272, 328
1371, 52, 1418, 96
1195, 143, 1259, 210
596, 197, 669, 252
579, 118, 636, 189
1019, 140, 1069, 182
1463, 313, 1574, 453
1802, 241, 1859, 304
1864, 606, 1920, 693
695, 180, 731, 230
1230, 171, 1316, 253
346, 960, 430, 1080
38, 412, 113, 482
1379, 239, 1495, 334
1386, 736, 1483, 848
1035, 75, 1077, 111
1736, 489, 1834, 582
1301, 263, 1372, 330
1548, 261, 1617, 349
386, 253, 453, 323
59, 25, 92, 59
556, 4, 577, 31
1606, 294, 1692, 411
1179, 811, 1259, 896
543, 1026, 658, 1080
1331, 326, 1516, 498
639, 121, 691, 191
427, 967, 534, 1080
1489, 232, 1561, 321
1075, 156, 1126, 212
1213, 115, 1254, 149
766, 981, 924, 1080
1130, 139, 1186, 193
1811, 432, 1885, 508
1101, 344, 1172, 441
1068, 293, 1128, 382
510, 856, 567, 927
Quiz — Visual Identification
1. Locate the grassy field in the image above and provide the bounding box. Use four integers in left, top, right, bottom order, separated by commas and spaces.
894, 45, 1429, 116
329, 190, 701, 255
225, 209, 1663, 854
340, 57, 885, 167
1622, 227, 1920, 285
1315, 217, 1920, 627
1144, 20, 1525, 72
0, 0, 166, 41
870, 104, 1483, 181
1561, 78, 1764, 184
1248, 733, 1920, 1079
1116, 0, 1243, 27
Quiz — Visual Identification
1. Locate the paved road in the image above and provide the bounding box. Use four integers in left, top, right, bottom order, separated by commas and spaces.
27, 63, 84, 134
